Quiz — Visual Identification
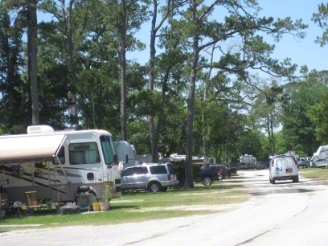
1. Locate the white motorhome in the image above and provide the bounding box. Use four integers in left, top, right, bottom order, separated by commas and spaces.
0, 125, 122, 204
114, 141, 138, 168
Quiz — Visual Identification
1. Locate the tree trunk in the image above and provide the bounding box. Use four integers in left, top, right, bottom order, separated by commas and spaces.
185, 36, 199, 189
66, 0, 78, 125
119, 0, 127, 140
202, 45, 215, 163
148, 1, 158, 162
27, 0, 39, 125
270, 114, 275, 153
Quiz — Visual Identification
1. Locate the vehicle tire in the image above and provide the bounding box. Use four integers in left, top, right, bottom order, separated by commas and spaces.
148, 182, 162, 192
161, 187, 168, 192
202, 176, 213, 186
293, 176, 299, 183
272, 179, 275, 184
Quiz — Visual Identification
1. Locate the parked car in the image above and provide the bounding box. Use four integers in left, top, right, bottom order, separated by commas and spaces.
196, 167, 221, 186
121, 163, 179, 192
229, 166, 238, 176
269, 155, 299, 184
297, 159, 310, 168
238, 162, 255, 170
255, 162, 266, 169
209, 164, 231, 179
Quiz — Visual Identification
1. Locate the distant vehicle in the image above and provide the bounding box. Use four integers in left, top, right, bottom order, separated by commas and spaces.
239, 154, 257, 169
255, 162, 266, 169
228, 166, 238, 176
209, 164, 237, 179
297, 159, 310, 169
121, 163, 178, 192
269, 155, 299, 184
312, 159, 328, 168
196, 167, 221, 186
311, 145, 328, 166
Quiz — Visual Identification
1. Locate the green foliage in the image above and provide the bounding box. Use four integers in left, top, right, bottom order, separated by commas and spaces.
101, 188, 111, 202
281, 73, 328, 155
236, 129, 263, 158
312, 3, 328, 47
307, 95, 328, 144
0, 0, 317, 178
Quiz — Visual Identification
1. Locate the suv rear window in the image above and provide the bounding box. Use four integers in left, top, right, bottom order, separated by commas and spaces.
167, 164, 175, 174
149, 165, 167, 174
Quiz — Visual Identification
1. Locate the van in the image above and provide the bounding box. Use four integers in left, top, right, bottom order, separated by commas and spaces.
269, 155, 299, 184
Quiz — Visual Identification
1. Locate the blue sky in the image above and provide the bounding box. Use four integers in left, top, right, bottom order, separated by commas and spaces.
258, 0, 328, 72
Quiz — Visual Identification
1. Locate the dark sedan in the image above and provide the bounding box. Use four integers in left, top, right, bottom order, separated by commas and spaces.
297, 160, 310, 168
255, 162, 266, 169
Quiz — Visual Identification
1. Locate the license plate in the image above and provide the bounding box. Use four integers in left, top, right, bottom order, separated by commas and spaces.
286, 168, 292, 173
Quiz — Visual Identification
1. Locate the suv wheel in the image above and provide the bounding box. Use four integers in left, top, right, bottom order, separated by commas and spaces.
202, 176, 213, 186
148, 182, 162, 192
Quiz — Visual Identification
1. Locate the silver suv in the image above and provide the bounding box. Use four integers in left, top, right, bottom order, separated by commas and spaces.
121, 163, 179, 192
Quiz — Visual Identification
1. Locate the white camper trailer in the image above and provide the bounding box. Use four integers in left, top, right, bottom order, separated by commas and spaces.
311, 145, 328, 167
0, 125, 122, 204
114, 141, 138, 167
239, 154, 257, 169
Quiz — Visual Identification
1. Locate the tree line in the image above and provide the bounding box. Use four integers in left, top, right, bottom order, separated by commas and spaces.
1, 0, 328, 188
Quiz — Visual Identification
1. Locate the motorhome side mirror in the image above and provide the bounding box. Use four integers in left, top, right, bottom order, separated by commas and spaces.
114, 154, 118, 164
125, 154, 128, 164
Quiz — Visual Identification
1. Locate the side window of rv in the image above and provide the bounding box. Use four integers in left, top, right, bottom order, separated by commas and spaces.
53, 146, 65, 165
69, 142, 100, 164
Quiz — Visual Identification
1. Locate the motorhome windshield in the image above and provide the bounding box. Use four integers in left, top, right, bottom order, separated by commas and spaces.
100, 135, 117, 165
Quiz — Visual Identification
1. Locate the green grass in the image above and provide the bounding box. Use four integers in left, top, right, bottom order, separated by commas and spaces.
300, 167, 328, 181
0, 183, 249, 229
